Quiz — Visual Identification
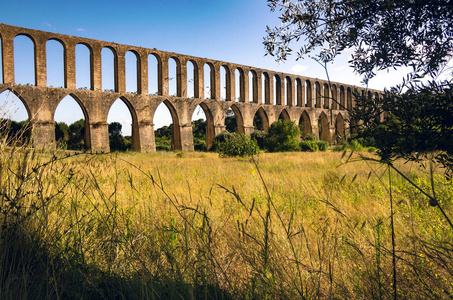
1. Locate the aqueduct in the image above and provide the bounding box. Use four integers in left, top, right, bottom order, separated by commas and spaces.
0, 23, 381, 152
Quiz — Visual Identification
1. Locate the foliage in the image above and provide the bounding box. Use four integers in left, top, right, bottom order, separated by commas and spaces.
300, 140, 329, 152
215, 133, 259, 157
68, 119, 86, 150
264, 0, 453, 83
225, 109, 237, 133
109, 122, 131, 152
0, 119, 30, 145
251, 130, 267, 149
352, 81, 453, 177
303, 133, 318, 141
265, 120, 300, 152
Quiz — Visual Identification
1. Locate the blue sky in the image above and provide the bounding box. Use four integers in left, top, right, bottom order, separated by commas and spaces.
1, 0, 407, 135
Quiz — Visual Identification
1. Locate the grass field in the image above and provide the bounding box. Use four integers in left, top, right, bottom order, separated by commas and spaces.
1, 145, 453, 299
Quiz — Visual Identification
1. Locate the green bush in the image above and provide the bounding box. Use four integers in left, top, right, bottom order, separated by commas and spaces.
303, 134, 319, 141
317, 141, 329, 151
251, 130, 267, 149
212, 131, 233, 151
265, 120, 300, 152
215, 133, 259, 157
299, 140, 319, 152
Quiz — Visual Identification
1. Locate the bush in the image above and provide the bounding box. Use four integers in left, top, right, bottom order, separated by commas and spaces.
212, 131, 233, 151
317, 141, 329, 151
215, 133, 259, 157
251, 130, 267, 149
303, 134, 319, 141
299, 140, 319, 152
265, 120, 300, 152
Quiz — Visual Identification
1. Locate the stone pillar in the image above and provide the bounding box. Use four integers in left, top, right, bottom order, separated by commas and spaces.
180, 61, 187, 97
212, 64, 220, 100
288, 78, 295, 106
92, 44, 102, 91
139, 51, 148, 95
31, 121, 55, 149
226, 67, 234, 101
275, 75, 283, 105
138, 121, 156, 152
161, 58, 169, 96
242, 70, 249, 103
2, 33, 15, 84
266, 74, 273, 105
35, 38, 47, 87
297, 80, 304, 107
65, 41, 76, 89
244, 126, 254, 136
194, 61, 202, 99
89, 122, 110, 152
255, 71, 262, 104
117, 50, 126, 93
180, 125, 194, 151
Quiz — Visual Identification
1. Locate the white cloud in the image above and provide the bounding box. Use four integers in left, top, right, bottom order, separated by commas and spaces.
76, 27, 86, 32
289, 64, 308, 74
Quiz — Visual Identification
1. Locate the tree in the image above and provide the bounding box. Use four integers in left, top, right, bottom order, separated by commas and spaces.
68, 119, 85, 150
55, 122, 70, 149
109, 122, 127, 152
264, 0, 453, 83
265, 120, 300, 152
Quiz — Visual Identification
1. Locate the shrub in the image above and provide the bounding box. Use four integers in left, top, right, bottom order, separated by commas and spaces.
303, 133, 319, 141
212, 131, 233, 151
265, 120, 300, 152
317, 141, 329, 151
215, 133, 259, 157
299, 140, 319, 152
251, 130, 267, 149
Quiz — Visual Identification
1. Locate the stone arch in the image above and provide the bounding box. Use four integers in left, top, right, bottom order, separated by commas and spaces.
278, 109, 290, 121
273, 74, 282, 105
14, 34, 36, 86
168, 56, 181, 97
347, 87, 352, 110
296, 78, 303, 106
285, 76, 292, 106
155, 99, 181, 150
253, 107, 269, 131
305, 80, 312, 107
0, 88, 32, 120
314, 81, 321, 108
186, 59, 199, 98
46, 39, 65, 88
262, 72, 270, 104
204, 62, 215, 99
235, 67, 245, 102
125, 50, 141, 94
148, 53, 161, 95
318, 111, 330, 142
192, 102, 215, 150
220, 65, 231, 101
323, 83, 330, 108
249, 70, 258, 103
331, 84, 338, 110
53, 93, 91, 150
101, 46, 117, 92
75, 43, 93, 90
299, 110, 312, 138
228, 104, 244, 134
339, 86, 346, 109
335, 113, 345, 143
0, 88, 32, 144
107, 96, 140, 151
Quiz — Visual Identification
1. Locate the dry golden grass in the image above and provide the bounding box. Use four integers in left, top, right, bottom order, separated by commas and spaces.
2, 148, 453, 299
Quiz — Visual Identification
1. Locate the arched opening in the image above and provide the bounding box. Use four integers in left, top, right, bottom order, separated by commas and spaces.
253, 107, 269, 131
235, 68, 244, 102
204, 63, 214, 99
107, 98, 139, 151
168, 57, 181, 97
187, 60, 197, 98
262, 72, 270, 104
331, 84, 338, 110
314, 82, 321, 108
54, 94, 90, 150
126, 51, 138, 94
154, 100, 181, 150
14, 35, 35, 85
305, 80, 312, 107
273, 74, 282, 105
323, 83, 330, 109
335, 113, 345, 144
285, 76, 292, 106
191, 103, 215, 151
0, 89, 31, 145
46, 39, 64, 88
220, 65, 230, 101
278, 109, 290, 121
225, 105, 244, 134
148, 54, 160, 95
318, 112, 330, 142
299, 110, 312, 138
347, 87, 352, 110
75, 43, 91, 90
296, 78, 303, 107
249, 70, 258, 103
102, 47, 116, 92
339, 86, 346, 109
